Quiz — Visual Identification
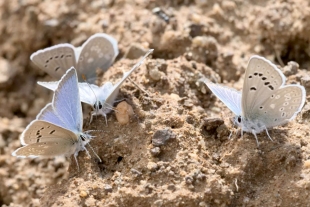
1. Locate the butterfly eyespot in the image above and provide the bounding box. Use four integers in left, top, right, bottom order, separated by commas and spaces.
259, 106, 263, 110
264, 82, 270, 85
268, 85, 274, 90
274, 118, 278, 122
248, 75, 253, 78
279, 107, 284, 111
55, 67, 60, 71
281, 112, 286, 117
49, 130, 55, 134
46, 60, 49, 63
250, 87, 256, 91
258, 73, 263, 76
55, 56, 59, 58
61, 54, 64, 58
254, 72, 258, 76
262, 77, 267, 80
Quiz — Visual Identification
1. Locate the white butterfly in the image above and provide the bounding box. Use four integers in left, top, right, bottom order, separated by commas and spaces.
38, 49, 154, 123
12, 68, 98, 170
30, 33, 118, 83
203, 55, 306, 145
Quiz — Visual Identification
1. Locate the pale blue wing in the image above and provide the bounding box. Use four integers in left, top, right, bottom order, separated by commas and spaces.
37, 81, 58, 91
51, 68, 82, 133
76, 33, 119, 83
105, 49, 153, 107
203, 80, 242, 116
37, 103, 66, 127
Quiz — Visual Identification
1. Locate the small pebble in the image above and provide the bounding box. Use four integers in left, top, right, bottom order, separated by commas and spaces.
147, 162, 158, 171
79, 190, 88, 198
131, 168, 142, 176
282, 61, 299, 76
104, 184, 113, 193
150, 147, 161, 157
154, 199, 163, 207
152, 128, 175, 146
115, 101, 134, 125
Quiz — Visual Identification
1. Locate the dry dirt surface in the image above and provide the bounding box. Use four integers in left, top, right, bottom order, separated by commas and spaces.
2, 0, 310, 206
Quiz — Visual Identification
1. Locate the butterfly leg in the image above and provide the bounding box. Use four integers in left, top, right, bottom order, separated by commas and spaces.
103, 114, 108, 125
264, 126, 274, 142
73, 154, 80, 172
251, 130, 260, 147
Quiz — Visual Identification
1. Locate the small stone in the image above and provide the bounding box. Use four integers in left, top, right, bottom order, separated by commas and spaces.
152, 128, 175, 147
79, 190, 88, 198
221, 1, 236, 10
147, 162, 158, 171
185, 175, 194, 184
124, 44, 148, 60
282, 61, 299, 76
167, 184, 176, 191
154, 199, 163, 207
104, 184, 113, 193
115, 101, 134, 125
146, 59, 167, 81
149, 68, 162, 81
201, 117, 224, 131
183, 99, 193, 108
85, 197, 96, 206
150, 147, 161, 157
131, 168, 142, 176
304, 160, 310, 168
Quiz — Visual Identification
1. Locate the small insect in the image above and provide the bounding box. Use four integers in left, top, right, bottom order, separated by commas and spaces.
12, 68, 100, 170
152, 7, 170, 23
38, 49, 154, 123
202, 55, 306, 146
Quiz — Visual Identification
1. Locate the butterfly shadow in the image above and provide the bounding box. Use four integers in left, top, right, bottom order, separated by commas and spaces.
218, 126, 305, 206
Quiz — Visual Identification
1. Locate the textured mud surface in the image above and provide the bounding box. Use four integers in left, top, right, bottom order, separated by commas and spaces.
1, 0, 310, 206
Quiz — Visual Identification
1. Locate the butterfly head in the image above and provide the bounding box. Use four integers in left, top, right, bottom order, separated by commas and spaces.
233, 115, 266, 134
76, 133, 92, 153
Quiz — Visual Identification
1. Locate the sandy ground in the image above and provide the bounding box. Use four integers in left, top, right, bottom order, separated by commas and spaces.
1, 0, 310, 206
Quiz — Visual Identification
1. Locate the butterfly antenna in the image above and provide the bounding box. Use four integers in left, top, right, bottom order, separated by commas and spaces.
127, 77, 150, 96
86, 143, 102, 162
73, 154, 80, 172
264, 126, 274, 142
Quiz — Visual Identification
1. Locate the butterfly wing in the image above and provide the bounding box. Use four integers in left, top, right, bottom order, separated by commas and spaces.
37, 68, 83, 133
30, 44, 77, 79
37, 81, 58, 91
76, 33, 119, 83
245, 85, 305, 128
203, 80, 242, 116
242, 56, 286, 118
13, 120, 78, 158
78, 82, 102, 106
104, 49, 153, 107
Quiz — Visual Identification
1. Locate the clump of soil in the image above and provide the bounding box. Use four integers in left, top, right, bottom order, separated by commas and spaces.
1, 0, 310, 207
